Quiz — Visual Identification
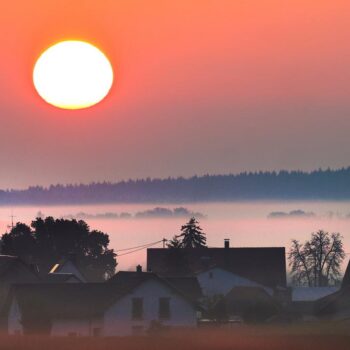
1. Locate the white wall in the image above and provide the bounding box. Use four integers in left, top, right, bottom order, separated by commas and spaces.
8, 299, 23, 335
104, 279, 197, 336
196, 267, 273, 297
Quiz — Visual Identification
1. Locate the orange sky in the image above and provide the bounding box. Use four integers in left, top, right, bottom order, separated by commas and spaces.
1, 1, 350, 188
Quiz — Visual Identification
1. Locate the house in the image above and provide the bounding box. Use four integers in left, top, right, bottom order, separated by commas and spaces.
8, 267, 201, 336
291, 286, 339, 320
147, 240, 287, 289
0, 255, 40, 330
315, 260, 350, 321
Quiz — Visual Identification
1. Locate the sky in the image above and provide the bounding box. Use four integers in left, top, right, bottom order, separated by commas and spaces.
1, 0, 350, 189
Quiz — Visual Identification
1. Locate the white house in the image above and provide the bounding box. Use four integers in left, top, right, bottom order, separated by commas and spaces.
195, 266, 273, 297
104, 272, 199, 336
8, 269, 200, 336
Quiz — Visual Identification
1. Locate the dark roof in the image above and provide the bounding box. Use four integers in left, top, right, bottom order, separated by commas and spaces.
108, 271, 202, 303
147, 247, 287, 288
342, 259, 350, 289
164, 276, 203, 300
42, 273, 82, 283
0, 255, 40, 283
315, 285, 350, 317
11, 283, 120, 319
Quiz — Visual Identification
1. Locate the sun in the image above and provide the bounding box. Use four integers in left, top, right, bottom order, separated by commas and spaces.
33, 40, 114, 110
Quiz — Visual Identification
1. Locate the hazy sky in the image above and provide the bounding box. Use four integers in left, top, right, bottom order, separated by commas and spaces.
1, 0, 350, 189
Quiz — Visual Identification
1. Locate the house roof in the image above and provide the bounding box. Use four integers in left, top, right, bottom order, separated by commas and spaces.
0, 255, 40, 283
11, 283, 120, 319
147, 247, 286, 288
292, 287, 340, 302
108, 271, 202, 303
48, 257, 87, 282
315, 285, 350, 318
43, 273, 82, 283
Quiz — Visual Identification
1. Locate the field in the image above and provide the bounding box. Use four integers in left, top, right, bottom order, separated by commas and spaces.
1, 324, 350, 350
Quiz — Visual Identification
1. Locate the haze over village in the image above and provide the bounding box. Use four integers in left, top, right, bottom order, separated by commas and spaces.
1, 1, 350, 349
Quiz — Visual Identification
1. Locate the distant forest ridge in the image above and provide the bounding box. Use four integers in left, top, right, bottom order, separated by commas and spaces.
2, 167, 350, 204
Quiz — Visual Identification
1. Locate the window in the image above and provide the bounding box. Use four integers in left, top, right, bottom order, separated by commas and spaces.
132, 298, 143, 320
159, 297, 170, 320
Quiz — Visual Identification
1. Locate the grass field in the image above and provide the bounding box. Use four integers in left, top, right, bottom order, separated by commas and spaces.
1, 324, 350, 350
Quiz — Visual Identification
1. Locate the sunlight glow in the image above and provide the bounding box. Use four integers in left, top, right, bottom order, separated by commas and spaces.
33, 41, 114, 110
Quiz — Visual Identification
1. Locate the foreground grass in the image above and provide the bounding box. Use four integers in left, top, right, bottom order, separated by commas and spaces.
1, 324, 350, 350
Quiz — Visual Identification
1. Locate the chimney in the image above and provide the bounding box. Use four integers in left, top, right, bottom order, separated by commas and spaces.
224, 239, 230, 249
136, 265, 142, 273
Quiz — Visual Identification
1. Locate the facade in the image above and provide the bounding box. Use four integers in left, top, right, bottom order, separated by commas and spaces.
104, 277, 198, 336
196, 266, 273, 297
8, 271, 199, 336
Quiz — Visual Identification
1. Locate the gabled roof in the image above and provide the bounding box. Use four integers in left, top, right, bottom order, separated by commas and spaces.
11, 283, 119, 319
49, 258, 87, 282
147, 247, 286, 288
108, 271, 202, 303
0, 255, 40, 283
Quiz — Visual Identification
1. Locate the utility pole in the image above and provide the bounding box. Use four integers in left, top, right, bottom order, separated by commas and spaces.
7, 211, 16, 231
162, 238, 167, 248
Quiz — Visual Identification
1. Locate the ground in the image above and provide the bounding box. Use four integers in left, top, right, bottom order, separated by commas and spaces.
1, 323, 350, 350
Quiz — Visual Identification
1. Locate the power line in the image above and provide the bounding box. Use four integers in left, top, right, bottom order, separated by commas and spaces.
116, 240, 165, 252
117, 240, 165, 257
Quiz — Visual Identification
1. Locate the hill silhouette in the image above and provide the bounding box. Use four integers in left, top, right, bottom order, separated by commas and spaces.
1, 167, 350, 205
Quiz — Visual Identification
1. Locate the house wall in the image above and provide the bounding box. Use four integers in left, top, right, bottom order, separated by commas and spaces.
8, 299, 23, 335
104, 279, 197, 336
196, 267, 273, 297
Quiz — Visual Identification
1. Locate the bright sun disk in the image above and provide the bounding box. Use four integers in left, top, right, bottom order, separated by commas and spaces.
33, 40, 114, 110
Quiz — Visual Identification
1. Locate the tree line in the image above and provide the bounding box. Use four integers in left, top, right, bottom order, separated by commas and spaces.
1, 167, 350, 204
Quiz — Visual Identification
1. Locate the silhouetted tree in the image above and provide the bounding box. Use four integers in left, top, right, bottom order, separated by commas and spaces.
1, 217, 117, 281
179, 217, 207, 248
288, 230, 345, 286
167, 235, 183, 248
